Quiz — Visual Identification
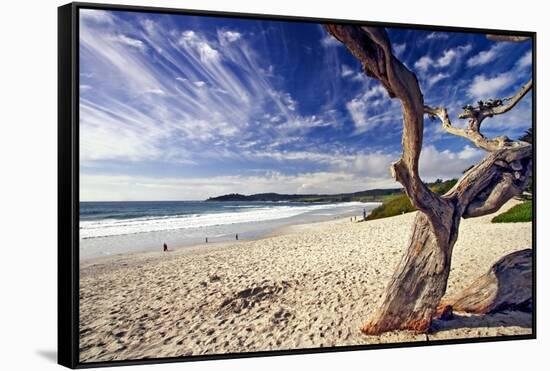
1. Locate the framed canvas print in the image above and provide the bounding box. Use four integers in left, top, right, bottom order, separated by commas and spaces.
58, 2, 536, 368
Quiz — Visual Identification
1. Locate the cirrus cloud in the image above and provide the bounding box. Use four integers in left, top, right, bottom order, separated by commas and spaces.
468, 72, 513, 99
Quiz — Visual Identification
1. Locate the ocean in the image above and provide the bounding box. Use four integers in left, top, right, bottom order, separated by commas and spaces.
80, 200, 380, 259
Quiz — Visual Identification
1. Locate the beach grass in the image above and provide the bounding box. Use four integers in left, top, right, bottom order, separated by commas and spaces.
366, 179, 457, 221
492, 201, 533, 223
365, 194, 415, 220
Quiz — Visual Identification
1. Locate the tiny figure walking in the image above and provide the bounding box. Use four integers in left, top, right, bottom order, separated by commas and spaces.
205, 237, 208, 243
163, 242, 168, 252
363, 208, 367, 221
236, 233, 239, 240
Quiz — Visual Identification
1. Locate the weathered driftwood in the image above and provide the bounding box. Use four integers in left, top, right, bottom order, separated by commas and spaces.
323, 25, 532, 334
425, 79, 532, 152
437, 249, 532, 316
486, 34, 531, 42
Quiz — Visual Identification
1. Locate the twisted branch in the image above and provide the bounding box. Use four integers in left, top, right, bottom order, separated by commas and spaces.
458, 79, 533, 122
446, 146, 532, 218
487, 34, 531, 42
425, 79, 532, 152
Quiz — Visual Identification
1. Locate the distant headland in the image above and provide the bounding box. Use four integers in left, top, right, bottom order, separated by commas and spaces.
205, 188, 403, 203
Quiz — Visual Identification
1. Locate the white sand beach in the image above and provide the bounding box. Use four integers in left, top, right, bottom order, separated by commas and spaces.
79, 199, 532, 362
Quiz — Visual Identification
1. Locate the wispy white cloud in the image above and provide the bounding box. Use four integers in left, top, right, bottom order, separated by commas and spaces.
516, 51, 532, 69
346, 84, 400, 134
351, 72, 367, 82
467, 43, 506, 67
426, 32, 449, 40
145, 88, 165, 95
468, 72, 513, 99
415, 44, 471, 71
436, 44, 472, 67
320, 34, 341, 47
79, 10, 340, 171
178, 30, 221, 63
341, 64, 354, 78
481, 95, 532, 131
393, 42, 406, 58
81, 143, 485, 201
80, 9, 114, 24
244, 149, 353, 166
80, 101, 164, 162
219, 30, 242, 43
414, 56, 434, 72
419, 144, 484, 180
80, 19, 165, 94
342, 152, 396, 178
80, 171, 397, 201
113, 34, 147, 52
275, 115, 334, 133
426, 72, 450, 87
78, 10, 532, 202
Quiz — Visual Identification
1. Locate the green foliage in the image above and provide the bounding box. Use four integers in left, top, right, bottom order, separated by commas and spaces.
366, 179, 458, 221
491, 201, 532, 223
517, 128, 533, 195
429, 179, 457, 194
352, 195, 390, 202
519, 128, 532, 144
366, 194, 415, 220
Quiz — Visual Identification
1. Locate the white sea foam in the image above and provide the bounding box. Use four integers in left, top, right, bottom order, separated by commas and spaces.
80, 202, 375, 239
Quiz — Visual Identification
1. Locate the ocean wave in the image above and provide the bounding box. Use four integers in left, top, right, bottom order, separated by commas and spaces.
79, 202, 374, 239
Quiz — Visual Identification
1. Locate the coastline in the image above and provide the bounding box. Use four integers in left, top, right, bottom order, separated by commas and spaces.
79, 199, 532, 362
79, 201, 380, 260
80, 213, 362, 269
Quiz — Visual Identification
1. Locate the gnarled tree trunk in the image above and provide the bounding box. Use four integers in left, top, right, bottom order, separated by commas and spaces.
361, 146, 531, 333
323, 25, 533, 334
437, 249, 532, 315
361, 211, 456, 333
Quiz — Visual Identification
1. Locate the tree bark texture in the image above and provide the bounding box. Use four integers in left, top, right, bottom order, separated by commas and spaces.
437, 249, 532, 315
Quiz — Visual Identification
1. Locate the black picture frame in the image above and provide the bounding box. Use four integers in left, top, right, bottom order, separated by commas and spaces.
58, 2, 536, 369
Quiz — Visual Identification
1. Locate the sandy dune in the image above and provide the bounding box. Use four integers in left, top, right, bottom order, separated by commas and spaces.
79, 199, 532, 362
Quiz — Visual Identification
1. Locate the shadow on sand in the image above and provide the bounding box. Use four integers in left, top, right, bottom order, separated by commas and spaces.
431, 310, 532, 332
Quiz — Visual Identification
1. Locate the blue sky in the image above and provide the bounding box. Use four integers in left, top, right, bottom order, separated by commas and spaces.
79, 9, 532, 201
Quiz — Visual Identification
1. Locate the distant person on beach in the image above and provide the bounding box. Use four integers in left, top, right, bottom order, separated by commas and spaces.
363, 208, 367, 221
236, 233, 239, 240
205, 237, 208, 243
163, 243, 168, 252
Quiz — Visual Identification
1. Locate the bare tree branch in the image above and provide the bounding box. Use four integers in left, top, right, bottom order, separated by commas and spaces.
486, 34, 531, 42
446, 145, 532, 218
424, 106, 516, 152
424, 79, 532, 152
458, 79, 533, 122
